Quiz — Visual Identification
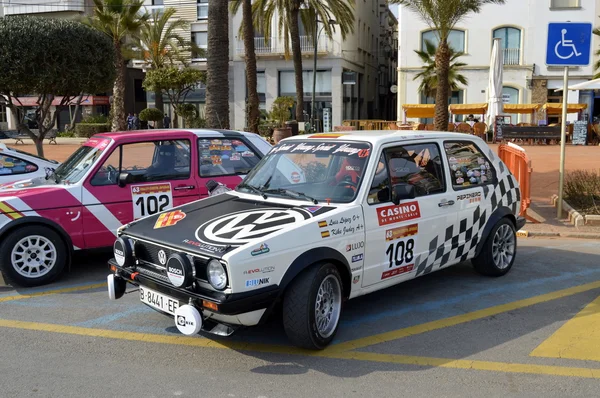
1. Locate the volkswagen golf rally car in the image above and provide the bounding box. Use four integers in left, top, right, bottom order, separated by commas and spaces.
107, 131, 525, 349
0, 129, 271, 287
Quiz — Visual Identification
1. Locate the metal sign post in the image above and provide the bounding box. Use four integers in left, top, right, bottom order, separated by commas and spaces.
545, 22, 592, 218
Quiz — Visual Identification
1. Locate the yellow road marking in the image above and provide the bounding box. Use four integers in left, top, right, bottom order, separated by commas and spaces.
0, 282, 107, 303
328, 280, 600, 353
2, 318, 600, 379
327, 351, 600, 379
531, 295, 600, 362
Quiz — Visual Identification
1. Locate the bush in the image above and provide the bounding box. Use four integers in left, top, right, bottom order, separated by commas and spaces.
57, 131, 75, 138
565, 170, 600, 215
139, 108, 163, 123
81, 114, 108, 124
75, 123, 110, 138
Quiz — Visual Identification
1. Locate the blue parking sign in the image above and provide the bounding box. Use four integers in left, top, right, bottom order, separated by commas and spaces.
546, 23, 592, 66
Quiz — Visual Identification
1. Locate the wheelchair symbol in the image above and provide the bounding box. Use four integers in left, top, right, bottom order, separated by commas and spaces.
555, 29, 582, 60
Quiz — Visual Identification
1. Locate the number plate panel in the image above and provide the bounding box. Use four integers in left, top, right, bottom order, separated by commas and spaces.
131, 183, 173, 219
139, 286, 180, 315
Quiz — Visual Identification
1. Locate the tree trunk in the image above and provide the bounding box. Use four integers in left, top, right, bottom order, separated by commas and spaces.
111, 42, 127, 132
205, 0, 230, 129
68, 94, 84, 132
243, 0, 259, 134
154, 91, 164, 128
289, 4, 304, 122
434, 40, 450, 132
33, 138, 44, 158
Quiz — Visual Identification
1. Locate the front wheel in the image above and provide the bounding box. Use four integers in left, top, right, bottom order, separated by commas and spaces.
0, 225, 67, 287
472, 218, 516, 277
283, 263, 343, 350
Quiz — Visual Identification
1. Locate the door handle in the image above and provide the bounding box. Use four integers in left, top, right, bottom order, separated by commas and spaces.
174, 185, 195, 191
438, 200, 455, 207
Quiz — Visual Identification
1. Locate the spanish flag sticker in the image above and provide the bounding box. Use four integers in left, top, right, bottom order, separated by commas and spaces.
321, 231, 330, 238
154, 210, 186, 229
318, 220, 328, 228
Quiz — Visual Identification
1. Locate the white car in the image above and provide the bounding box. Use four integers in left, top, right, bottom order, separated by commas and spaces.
0, 143, 59, 186
108, 131, 525, 349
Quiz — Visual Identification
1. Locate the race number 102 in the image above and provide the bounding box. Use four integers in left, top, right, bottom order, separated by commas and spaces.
131, 183, 173, 219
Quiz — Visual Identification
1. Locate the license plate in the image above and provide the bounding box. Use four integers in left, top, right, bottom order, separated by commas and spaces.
139, 287, 180, 315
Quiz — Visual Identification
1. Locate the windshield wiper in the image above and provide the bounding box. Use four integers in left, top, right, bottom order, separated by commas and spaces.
263, 188, 318, 204
237, 182, 267, 199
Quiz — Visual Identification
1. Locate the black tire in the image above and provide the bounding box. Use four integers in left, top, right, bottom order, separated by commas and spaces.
0, 225, 67, 287
282, 263, 343, 350
472, 218, 517, 277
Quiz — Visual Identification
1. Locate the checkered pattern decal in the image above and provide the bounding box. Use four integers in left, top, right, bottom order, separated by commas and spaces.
415, 161, 520, 277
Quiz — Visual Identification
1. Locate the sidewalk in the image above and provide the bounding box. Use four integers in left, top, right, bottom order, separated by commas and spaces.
522, 200, 600, 239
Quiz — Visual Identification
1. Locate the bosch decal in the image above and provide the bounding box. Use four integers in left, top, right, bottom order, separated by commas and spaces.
377, 201, 421, 226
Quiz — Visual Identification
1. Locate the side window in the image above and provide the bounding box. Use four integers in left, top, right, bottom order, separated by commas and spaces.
387, 143, 445, 197
91, 140, 191, 186
368, 153, 390, 204
443, 141, 496, 188
0, 154, 38, 176
199, 138, 260, 177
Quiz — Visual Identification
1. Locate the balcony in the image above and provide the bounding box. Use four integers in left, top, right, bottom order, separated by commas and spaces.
503, 48, 521, 65
2, 0, 84, 15
236, 36, 333, 57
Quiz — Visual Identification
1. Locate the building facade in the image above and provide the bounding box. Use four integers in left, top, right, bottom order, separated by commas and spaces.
397, 0, 600, 124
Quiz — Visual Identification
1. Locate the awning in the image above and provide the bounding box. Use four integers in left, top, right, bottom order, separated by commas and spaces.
554, 78, 600, 91
11, 95, 110, 107
402, 104, 435, 118
503, 104, 541, 114
542, 103, 587, 115
449, 103, 488, 115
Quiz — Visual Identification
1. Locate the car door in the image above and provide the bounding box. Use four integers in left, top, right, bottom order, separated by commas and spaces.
361, 141, 458, 287
442, 140, 499, 261
82, 137, 200, 249
196, 136, 263, 196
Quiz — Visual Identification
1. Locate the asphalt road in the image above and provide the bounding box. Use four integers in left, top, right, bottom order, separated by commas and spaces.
2, 237, 600, 397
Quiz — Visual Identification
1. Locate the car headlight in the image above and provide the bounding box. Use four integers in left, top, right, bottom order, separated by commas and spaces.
113, 237, 133, 267
207, 259, 227, 290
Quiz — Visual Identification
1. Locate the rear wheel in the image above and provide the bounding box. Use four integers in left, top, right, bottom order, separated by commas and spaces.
472, 218, 516, 277
0, 225, 67, 287
283, 263, 343, 350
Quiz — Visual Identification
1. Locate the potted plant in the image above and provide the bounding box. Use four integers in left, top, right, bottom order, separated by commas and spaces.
270, 96, 295, 143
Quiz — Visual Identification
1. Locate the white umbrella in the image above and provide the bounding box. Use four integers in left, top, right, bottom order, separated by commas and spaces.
486, 38, 504, 127
554, 77, 600, 92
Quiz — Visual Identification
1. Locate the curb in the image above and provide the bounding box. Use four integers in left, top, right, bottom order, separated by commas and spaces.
551, 194, 584, 227
518, 229, 600, 240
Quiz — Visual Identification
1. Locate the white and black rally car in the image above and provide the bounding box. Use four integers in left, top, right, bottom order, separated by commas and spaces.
108, 131, 525, 349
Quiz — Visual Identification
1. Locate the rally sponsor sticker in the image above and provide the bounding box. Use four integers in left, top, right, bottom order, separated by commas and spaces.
132, 183, 173, 220
154, 209, 186, 229
385, 223, 418, 241
377, 201, 421, 226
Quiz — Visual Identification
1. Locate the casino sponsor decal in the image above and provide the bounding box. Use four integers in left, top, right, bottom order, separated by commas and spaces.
251, 243, 270, 256
195, 208, 312, 246
154, 210, 186, 229
377, 201, 421, 226
245, 277, 271, 288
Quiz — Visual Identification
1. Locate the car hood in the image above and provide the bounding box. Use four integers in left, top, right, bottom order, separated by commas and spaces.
0, 184, 80, 213
121, 193, 337, 258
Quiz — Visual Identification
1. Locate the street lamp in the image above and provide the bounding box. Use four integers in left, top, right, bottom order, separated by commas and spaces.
311, 17, 336, 133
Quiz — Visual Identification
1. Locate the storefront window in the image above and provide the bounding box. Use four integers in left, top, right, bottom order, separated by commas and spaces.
279, 70, 332, 97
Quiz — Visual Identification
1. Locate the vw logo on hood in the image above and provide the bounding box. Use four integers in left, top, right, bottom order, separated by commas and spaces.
195, 208, 311, 246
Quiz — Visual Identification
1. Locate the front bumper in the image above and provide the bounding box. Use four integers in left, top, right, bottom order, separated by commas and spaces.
516, 216, 526, 231
108, 258, 280, 320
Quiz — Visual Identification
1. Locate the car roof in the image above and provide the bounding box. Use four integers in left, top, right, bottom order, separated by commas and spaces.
283, 130, 481, 145
96, 129, 260, 142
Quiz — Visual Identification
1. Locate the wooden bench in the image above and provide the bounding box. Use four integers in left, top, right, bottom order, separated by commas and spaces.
501, 126, 562, 144
3, 129, 57, 144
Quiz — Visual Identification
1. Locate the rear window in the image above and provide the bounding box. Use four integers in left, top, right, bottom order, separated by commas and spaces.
0, 154, 38, 176
199, 138, 260, 177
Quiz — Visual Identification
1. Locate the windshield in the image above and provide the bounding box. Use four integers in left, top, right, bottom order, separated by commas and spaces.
51, 138, 111, 184
238, 140, 371, 203
9, 147, 59, 164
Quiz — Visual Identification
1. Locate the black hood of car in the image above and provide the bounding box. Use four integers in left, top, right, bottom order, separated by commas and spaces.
122, 193, 335, 258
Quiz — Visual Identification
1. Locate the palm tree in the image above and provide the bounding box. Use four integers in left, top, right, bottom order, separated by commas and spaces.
414, 39, 468, 98
86, 0, 149, 132
393, 0, 505, 131
253, 0, 355, 122
205, 0, 230, 129
134, 8, 191, 128
231, 0, 260, 133
593, 27, 600, 78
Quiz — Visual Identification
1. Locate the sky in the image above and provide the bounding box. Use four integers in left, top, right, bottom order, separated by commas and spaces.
389, 3, 399, 18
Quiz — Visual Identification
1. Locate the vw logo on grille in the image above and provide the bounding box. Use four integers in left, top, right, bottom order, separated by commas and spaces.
157, 250, 167, 265
196, 208, 311, 246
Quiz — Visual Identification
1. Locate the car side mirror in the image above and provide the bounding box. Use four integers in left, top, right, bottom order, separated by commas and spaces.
392, 183, 416, 205
118, 172, 132, 188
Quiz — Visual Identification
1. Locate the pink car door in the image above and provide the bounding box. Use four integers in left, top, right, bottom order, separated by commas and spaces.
82, 136, 200, 249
